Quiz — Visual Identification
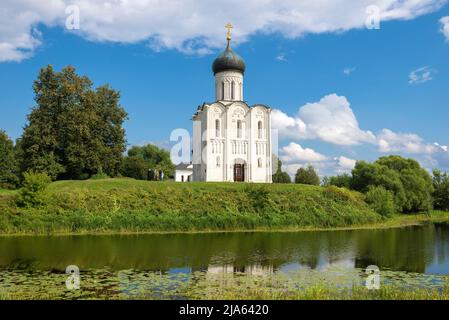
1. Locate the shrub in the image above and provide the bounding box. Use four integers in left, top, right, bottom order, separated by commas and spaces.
322, 174, 352, 189
351, 156, 433, 213
272, 159, 291, 183
295, 165, 320, 185
365, 186, 395, 217
17, 171, 51, 208
121, 156, 148, 180
90, 168, 110, 180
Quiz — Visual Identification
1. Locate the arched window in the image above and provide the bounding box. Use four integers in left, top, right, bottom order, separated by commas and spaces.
258, 121, 263, 139
237, 120, 242, 138
216, 156, 221, 167
258, 158, 263, 168
231, 81, 235, 100
221, 81, 225, 100
215, 119, 220, 137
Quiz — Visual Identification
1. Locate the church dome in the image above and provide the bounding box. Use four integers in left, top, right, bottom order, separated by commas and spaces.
212, 43, 246, 75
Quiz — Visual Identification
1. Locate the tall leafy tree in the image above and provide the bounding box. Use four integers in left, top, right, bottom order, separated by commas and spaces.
322, 173, 352, 188
432, 169, 449, 211
19, 65, 127, 180
351, 156, 433, 213
122, 144, 175, 180
295, 165, 320, 185
272, 159, 291, 183
0, 130, 19, 187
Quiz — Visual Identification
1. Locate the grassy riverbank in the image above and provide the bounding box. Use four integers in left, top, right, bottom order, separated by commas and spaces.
190, 284, 449, 300
1, 281, 448, 300
0, 178, 380, 235
0, 178, 448, 235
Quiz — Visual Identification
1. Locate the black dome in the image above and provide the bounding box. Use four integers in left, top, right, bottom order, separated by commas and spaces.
212, 44, 246, 75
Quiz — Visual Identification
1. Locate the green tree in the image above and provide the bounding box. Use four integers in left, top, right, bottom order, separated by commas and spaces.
351, 156, 433, 213
0, 130, 19, 188
295, 165, 320, 185
19, 65, 127, 180
322, 173, 352, 189
122, 156, 149, 180
432, 169, 449, 211
365, 185, 395, 217
17, 171, 51, 208
122, 144, 175, 180
376, 156, 433, 212
272, 159, 291, 183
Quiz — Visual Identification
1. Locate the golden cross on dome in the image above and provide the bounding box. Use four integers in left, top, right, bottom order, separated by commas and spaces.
225, 23, 233, 41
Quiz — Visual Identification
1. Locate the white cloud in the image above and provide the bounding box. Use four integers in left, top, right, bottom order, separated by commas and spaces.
335, 156, 357, 172
281, 142, 327, 162
408, 66, 436, 84
376, 128, 438, 154
440, 16, 449, 41
273, 92, 449, 171
272, 94, 376, 146
282, 154, 357, 177
0, 0, 66, 62
274, 92, 449, 172
430, 143, 449, 170
0, 0, 447, 62
343, 67, 356, 75
276, 53, 287, 62
271, 108, 307, 141
278, 141, 357, 176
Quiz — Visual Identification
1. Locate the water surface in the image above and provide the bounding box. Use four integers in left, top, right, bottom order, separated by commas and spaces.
1, 222, 448, 299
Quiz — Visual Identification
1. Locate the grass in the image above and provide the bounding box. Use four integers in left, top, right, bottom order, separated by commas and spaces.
0, 178, 382, 235
0, 178, 448, 235
1, 282, 448, 300
0, 189, 17, 196
190, 284, 449, 300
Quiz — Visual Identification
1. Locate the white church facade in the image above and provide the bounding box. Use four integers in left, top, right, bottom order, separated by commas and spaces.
192, 25, 272, 183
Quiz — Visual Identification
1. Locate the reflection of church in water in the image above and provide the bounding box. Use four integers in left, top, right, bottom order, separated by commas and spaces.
192, 24, 272, 183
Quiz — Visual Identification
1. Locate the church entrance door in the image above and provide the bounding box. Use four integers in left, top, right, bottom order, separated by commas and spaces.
234, 164, 245, 182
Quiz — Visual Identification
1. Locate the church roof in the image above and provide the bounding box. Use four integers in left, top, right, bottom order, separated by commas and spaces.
212, 43, 246, 75
175, 163, 193, 171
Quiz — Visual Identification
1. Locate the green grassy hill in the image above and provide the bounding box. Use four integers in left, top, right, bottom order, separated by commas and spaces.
0, 178, 381, 234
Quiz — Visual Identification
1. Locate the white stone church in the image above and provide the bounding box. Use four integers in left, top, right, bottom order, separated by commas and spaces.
191, 25, 272, 183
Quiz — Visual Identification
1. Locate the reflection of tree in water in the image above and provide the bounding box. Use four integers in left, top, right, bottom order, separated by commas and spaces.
3, 258, 40, 270
434, 223, 449, 268
354, 224, 436, 273
1, 224, 448, 275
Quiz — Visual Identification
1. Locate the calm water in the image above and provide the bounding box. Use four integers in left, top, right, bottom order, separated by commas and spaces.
1, 222, 449, 299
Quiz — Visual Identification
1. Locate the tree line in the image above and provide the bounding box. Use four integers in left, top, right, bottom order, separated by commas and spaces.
0, 65, 174, 188
273, 156, 449, 215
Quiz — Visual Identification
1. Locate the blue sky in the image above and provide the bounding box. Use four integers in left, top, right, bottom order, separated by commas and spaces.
1, 1, 449, 175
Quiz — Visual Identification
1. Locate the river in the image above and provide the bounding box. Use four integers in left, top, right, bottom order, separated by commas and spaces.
0, 222, 448, 299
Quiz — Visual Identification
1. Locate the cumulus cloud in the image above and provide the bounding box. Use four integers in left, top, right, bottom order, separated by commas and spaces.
376, 128, 438, 154
430, 143, 449, 170
277, 141, 357, 176
281, 142, 327, 162
274, 93, 449, 172
0, 0, 66, 62
272, 94, 376, 146
282, 154, 357, 177
0, 0, 447, 62
335, 156, 357, 172
408, 66, 436, 84
440, 16, 449, 41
